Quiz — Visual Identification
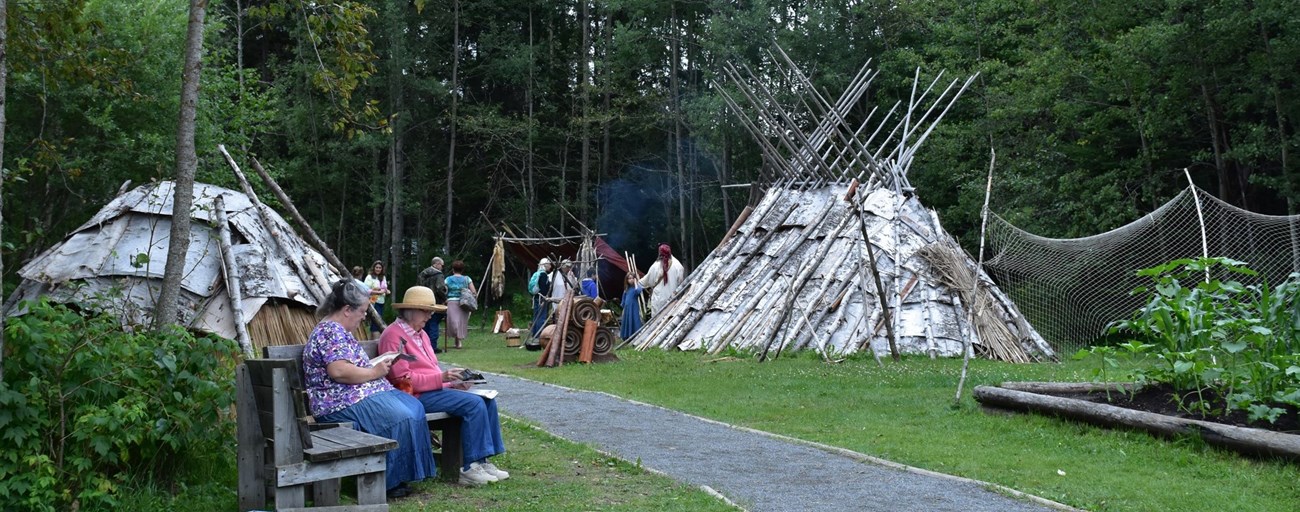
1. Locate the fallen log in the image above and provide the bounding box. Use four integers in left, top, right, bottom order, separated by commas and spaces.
997, 382, 1140, 394
972, 385, 1300, 461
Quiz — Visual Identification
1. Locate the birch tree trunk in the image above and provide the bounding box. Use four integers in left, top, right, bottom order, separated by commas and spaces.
671, 2, 685, 251
155, 0, 207, 330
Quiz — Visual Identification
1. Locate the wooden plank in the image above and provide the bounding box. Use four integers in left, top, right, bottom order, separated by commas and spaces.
263, 344, 305, 360
276, 453, 387, 486
236, 365, 267, 510
274, 483, 307, 510
266, 340, 377, 360
312, 478, 341, 507
426, 412, 453, 421
305, 428, 396, 462
578, 319, 597, 363
433, 415, 464, 482
280, 505, 388, 512
355, 471, 388, 507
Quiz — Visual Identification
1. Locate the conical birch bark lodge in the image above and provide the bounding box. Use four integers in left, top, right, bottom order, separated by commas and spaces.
630, 48, 1054, 363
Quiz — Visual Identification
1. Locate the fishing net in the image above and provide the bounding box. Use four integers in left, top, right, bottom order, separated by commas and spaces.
985, 186, 1300, 354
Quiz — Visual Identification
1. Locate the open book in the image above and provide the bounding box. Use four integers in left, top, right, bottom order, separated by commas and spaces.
371, 352, 415, 366
465, 388, 498, 400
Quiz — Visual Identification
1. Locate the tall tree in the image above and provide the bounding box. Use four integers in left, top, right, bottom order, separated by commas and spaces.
0, 0, 8, 378
442, 0, 459, 255
154, 0, 207, 329
580, 0, 591, 224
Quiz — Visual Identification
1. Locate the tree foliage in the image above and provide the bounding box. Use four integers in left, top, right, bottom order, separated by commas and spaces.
1, 0, 1297, 294
0, 298, 238, 510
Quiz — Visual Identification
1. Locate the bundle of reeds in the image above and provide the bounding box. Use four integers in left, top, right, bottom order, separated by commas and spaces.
916, 242, 1036, 363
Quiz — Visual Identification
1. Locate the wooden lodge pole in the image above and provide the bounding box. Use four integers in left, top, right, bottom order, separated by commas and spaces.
846, 179, 899, 361
214, 195, 255, 358
244, 155, 386, 331
219, 145, 326, 306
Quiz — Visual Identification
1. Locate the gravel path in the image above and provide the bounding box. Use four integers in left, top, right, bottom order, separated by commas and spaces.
484, 372, 1072, 512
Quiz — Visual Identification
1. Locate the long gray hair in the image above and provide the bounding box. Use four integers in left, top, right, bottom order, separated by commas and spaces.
317, 279, 368, 318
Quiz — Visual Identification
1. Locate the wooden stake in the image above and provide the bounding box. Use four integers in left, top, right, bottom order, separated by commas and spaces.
956, 145, 995, 403
219, 145, 326, 306
579, 319, 597, 363
246, 156, 387, 331
214, 195, 255, 358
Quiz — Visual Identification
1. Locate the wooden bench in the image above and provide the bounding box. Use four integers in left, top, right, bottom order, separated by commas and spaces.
262, 341, 464, 482
236, 360, 396, 511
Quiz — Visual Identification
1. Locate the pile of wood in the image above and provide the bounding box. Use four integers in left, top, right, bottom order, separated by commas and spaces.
536, 293, 618, 366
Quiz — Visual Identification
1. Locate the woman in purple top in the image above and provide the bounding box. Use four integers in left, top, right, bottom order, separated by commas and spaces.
302, 279, 435, 499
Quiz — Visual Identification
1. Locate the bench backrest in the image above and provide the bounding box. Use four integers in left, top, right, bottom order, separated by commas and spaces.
258, 340, 381, 444
263, 340, 380, 360
243, 359, 314, 450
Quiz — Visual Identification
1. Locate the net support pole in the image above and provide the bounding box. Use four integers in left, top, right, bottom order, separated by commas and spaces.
956, 146, 995, 404
1184, 168, 1210, 283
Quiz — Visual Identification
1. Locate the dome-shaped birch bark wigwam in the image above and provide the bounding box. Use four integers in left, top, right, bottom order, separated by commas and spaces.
630, 48, 1055, 363
4, 180, 363, 357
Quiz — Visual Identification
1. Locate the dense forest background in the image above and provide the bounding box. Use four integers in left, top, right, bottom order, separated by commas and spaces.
2, 0, 1296, 295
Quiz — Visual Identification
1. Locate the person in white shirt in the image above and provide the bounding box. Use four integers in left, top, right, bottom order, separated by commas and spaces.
637, 244, 686, 317
549, 259, 578, 302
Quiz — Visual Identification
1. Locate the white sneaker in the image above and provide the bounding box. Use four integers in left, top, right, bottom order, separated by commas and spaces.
459, 462, 499, 486
481, 461, 509, 480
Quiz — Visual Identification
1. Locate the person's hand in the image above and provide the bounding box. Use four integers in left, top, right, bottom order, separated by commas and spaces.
443, 368, 465, 382
449, 380, 472, 391
373, 359, 393, 378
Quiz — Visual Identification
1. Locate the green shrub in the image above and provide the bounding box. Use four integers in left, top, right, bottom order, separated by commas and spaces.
0, 299, 239, 511
1094, 257, 1300, 422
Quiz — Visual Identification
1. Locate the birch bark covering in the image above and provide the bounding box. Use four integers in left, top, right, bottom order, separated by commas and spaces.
632, 51, 1048, 361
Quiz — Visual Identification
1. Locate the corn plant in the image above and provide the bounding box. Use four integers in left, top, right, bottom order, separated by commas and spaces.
1101, 257, 1300, 423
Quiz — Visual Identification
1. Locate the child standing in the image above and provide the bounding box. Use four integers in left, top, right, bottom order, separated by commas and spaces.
619, 273, 644, 340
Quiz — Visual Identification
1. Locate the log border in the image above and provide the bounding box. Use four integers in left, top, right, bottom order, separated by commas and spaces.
972, 383, 1300, 461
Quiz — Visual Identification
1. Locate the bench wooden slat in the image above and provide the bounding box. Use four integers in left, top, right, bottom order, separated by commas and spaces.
305, 427, 398, 462
237, 361, 394, 511
279, 504, 390, 512
280, 505, 390, 512
276, 452, 387, 486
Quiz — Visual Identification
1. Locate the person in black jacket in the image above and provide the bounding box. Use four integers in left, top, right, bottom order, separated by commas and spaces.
417, 257, 449, 353
529, 258, 554, 338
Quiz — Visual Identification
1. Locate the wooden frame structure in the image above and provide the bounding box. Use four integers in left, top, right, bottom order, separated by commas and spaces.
630, 46, 1053, 362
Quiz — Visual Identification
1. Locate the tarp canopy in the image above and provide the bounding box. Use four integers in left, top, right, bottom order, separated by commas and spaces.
500, 235, 629, 300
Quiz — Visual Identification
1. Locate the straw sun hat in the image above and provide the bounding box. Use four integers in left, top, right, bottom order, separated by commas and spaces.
392, 286, 448, 312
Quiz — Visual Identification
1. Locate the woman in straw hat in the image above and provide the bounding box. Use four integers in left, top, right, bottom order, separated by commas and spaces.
302, 280, 435, 499
379, 286, 509, 486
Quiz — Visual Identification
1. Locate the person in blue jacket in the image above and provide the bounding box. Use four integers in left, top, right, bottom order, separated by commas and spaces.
580, 267, 599, 298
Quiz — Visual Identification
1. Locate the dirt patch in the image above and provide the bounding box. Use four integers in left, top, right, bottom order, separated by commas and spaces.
1045, 384, 1300, 434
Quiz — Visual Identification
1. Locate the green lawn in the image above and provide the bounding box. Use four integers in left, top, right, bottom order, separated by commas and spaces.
441, 329, 1300, 512
122, 415, 734, 511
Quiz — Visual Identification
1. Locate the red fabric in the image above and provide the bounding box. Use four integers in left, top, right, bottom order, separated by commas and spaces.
501, 237, 629, 299
658, 244, 672, 284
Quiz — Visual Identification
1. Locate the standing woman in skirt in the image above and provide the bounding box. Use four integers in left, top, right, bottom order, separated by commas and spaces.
444, 260, 478, 349
302, 279, 435, 499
